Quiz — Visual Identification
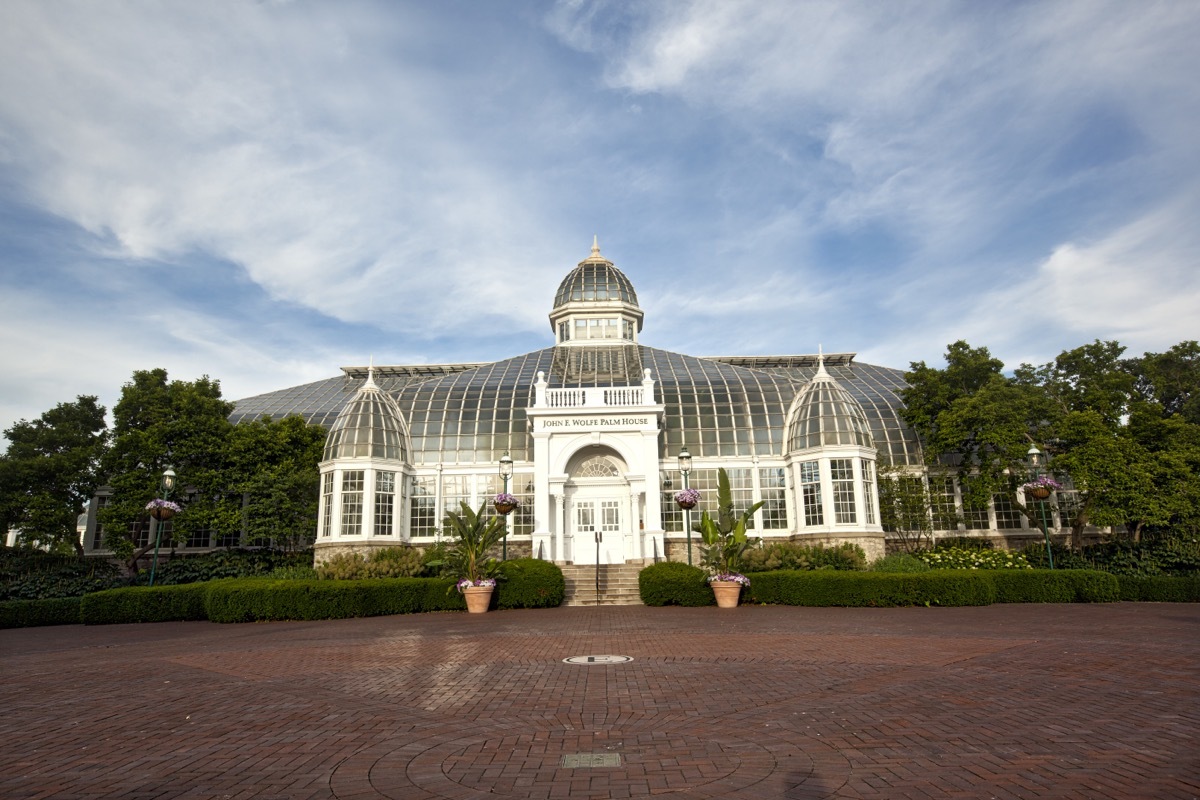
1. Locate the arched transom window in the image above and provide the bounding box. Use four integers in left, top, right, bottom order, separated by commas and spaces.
576, 456, 621, 478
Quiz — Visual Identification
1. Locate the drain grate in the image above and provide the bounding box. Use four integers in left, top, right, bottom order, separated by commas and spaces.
561, 753, 622, 768
562, 655, 633, 665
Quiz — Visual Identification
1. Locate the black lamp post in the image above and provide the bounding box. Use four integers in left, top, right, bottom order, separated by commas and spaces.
1027, 445, 1055, 570
498, 451, 513, 560
148, 466, 176, 587
678, 448, 693, 565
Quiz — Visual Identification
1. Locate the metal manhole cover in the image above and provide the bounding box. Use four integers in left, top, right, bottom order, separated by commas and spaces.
561, 753, 622, 768
562, 655, 633, 665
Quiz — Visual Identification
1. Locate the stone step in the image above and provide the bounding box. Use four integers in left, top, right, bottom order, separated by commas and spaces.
560, 563, 646, 606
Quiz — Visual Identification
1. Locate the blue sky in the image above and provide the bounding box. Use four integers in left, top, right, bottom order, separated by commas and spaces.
2, 0, 1198, 439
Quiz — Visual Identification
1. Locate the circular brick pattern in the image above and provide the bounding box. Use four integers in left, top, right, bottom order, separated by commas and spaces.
441, 729, 762, 797
354, 721, 811, 799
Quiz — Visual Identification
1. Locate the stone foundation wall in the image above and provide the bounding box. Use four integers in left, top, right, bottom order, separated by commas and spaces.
663, 531, 886, 566
664, 538, 700, 565
789, 532, 887, 563
313, 538, 533, 565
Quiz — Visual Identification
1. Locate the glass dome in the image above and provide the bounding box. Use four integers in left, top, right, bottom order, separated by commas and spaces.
553, 263, 639, 307
552, 241, 639, 308
322, 374, 410, 461
785, 366, 874, 452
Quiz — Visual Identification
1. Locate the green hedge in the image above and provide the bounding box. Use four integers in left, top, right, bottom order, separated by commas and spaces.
0, 597, 82, 628
1060, 569, 1121, 602
1117, 575, 1200, 602
495, 558, 565, 609
638, 562, 714, 606
746, 570, 997, 607
204, 577, 465, 623
81, 584, 210, 625
986, 569, 1118, 603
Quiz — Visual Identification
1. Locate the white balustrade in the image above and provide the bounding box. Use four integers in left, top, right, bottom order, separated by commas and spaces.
533, 369, 657, 409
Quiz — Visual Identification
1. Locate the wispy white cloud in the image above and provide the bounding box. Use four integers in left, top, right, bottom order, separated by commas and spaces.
1, 0, 1197, 438
552, 0, 1200, 366
0, 2, 571, 336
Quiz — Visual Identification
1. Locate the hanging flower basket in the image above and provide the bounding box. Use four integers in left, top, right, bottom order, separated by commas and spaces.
1021, 476, 1062, 501
493, 493, 520, 516
145, 499, 182, 521
674, 488, 701, 510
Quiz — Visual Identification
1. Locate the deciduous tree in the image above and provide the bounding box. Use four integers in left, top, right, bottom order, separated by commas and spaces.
0, 396, 108, 555
98, 370, 238, 573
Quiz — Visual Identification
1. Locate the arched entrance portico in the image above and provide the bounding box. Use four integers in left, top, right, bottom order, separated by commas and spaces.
563, 449, 630, 564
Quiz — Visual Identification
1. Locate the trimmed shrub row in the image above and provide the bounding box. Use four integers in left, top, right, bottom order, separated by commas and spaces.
0, 597, 83, 628
987, 570, 1118, 603
80, 583, 211, 624
1117, 575, 1200, 602
640, 566, 1124, 607
6, 559, 566, 626
204, 577, 465, 622
638, 562, 715, 606
495, 558, 565, 609
746, 570, 997, 607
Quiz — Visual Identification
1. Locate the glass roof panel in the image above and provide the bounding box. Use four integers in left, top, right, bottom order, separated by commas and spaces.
231, 348, 926, 467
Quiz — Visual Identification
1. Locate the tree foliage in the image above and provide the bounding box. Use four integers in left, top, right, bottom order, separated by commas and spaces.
228, 415, 325, 550
0, 396, 108, 555
98, 369, 237, 573
877, 462, 942, 553
901, 339, 1200, 549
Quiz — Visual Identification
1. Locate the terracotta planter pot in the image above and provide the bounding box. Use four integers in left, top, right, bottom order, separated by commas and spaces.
493, 502, 518, 516
1028, 487, 1051, 500
710, 580, 742, 608
463, 585, 494, 613
149, 507, 176, 521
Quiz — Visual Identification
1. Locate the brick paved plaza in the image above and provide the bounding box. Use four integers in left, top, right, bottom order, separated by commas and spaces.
1, 603, 1197, 799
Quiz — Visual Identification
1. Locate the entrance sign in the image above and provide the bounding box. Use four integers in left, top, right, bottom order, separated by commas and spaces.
540, 417, 650, 429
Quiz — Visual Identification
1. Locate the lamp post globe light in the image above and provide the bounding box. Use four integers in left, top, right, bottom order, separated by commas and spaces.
498, 451, 514, 560
149, 466, 176, 587
1026, 445, 1055, 570
677, 448, 693, 565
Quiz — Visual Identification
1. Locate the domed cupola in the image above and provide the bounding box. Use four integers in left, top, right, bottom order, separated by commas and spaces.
323, 368, 410, 461
785, 356, 874, 452
316, 366, 412, 546
784, 351, 881, 534
549, 237, 645, 345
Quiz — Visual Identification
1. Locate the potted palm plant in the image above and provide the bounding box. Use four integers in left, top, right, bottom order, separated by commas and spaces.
442, 501, 510, 613
695, 468, 763, 608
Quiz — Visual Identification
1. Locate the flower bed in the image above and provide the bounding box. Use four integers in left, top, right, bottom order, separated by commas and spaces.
917, 547, 1032, 570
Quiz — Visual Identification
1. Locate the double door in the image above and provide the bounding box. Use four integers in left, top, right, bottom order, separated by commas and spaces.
572, 497, 624, 564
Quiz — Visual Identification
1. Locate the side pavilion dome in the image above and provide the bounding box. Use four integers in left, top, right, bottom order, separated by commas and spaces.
322, 368, 410, 462
784, 357, 875, 452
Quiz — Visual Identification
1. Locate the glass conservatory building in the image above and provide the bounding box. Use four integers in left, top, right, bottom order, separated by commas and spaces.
225, 239, 938, 565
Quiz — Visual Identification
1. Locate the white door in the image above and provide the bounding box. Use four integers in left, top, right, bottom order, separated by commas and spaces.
571, 497, 625, 564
